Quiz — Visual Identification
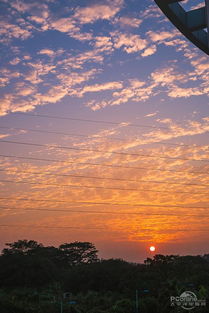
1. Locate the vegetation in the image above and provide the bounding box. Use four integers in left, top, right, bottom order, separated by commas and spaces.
0, 240, 208, 312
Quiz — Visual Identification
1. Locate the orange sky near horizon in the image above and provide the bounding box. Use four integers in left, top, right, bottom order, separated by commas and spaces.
0, 116, 209, 262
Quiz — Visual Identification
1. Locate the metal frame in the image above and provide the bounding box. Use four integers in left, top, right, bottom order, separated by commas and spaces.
154, 0, 209, 55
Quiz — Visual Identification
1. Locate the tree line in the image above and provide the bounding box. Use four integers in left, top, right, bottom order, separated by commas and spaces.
0, 239, 208, 312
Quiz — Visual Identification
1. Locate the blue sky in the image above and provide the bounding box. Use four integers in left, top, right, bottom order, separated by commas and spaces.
0, 0, 209, 261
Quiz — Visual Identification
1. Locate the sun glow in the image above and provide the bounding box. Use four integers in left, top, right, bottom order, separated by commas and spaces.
149, 246, 156, 252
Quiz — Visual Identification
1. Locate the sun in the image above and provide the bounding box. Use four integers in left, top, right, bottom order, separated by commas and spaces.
149, 246, 156, 252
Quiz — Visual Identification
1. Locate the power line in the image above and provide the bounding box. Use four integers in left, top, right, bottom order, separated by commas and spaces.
1, 179, 209, 195
0, 224, 103, 229
1, 206, 209, 217
0, 179, 135, 192
1, 139, 209, 163
0, 223, 208, 232
0, 126, 123, 142
0, 168, 208, 187
0, 196, 208, 209
0, 154, 208, 175
13, 112, 170, 129
0, 125, 204, 149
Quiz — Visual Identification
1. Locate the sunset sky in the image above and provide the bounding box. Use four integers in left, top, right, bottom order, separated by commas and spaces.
0, 0, 209, 262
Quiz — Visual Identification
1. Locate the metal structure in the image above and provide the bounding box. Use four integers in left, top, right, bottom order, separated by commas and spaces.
154, 0, 209, 55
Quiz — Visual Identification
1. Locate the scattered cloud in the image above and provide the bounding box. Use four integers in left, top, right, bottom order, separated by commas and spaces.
79, 81, 123, 96
35, 85, 68, 104
57, 69, 99, 91
141, 45, 157, 57
38, 49, 55, 56
168, 87, 204, 98
73, 0, 123, 24
146, 117, 209, 144
141, 5, 162, 20
112, 32, 148, 53
9, 57, 21, 65
15, 82, 36, 97
147, 30, 177, 43
0, 94, 14, 116
0, 0, 209, 115
50, 17, 79, 34
115, 16, 142, 28
0, 21, 32, 43
150, 66, 186, 86
0, 69, 21, 88
93, 36, 113, 52
48, 0, 123, 41
145, 112, 158, 118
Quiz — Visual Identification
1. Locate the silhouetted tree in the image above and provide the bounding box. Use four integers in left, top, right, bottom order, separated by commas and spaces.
144, 254, 179, 266
59, 241, 99, 266
0, 240, 208, 313
2, 239, 43, 255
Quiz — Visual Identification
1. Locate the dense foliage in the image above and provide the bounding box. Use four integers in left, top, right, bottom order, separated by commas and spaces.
0, 240, 208, 312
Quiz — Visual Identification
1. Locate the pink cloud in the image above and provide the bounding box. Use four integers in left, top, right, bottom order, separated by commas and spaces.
73, 0, 123, 24
38, 49, 55, 56
115, 16, 142, 28
0, 21, 32, 42
51, 18, 79, 33
147, 30, 177, 42
112, 32, 148, 53
81, 81, 123, 95
141, 45, 157, 57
